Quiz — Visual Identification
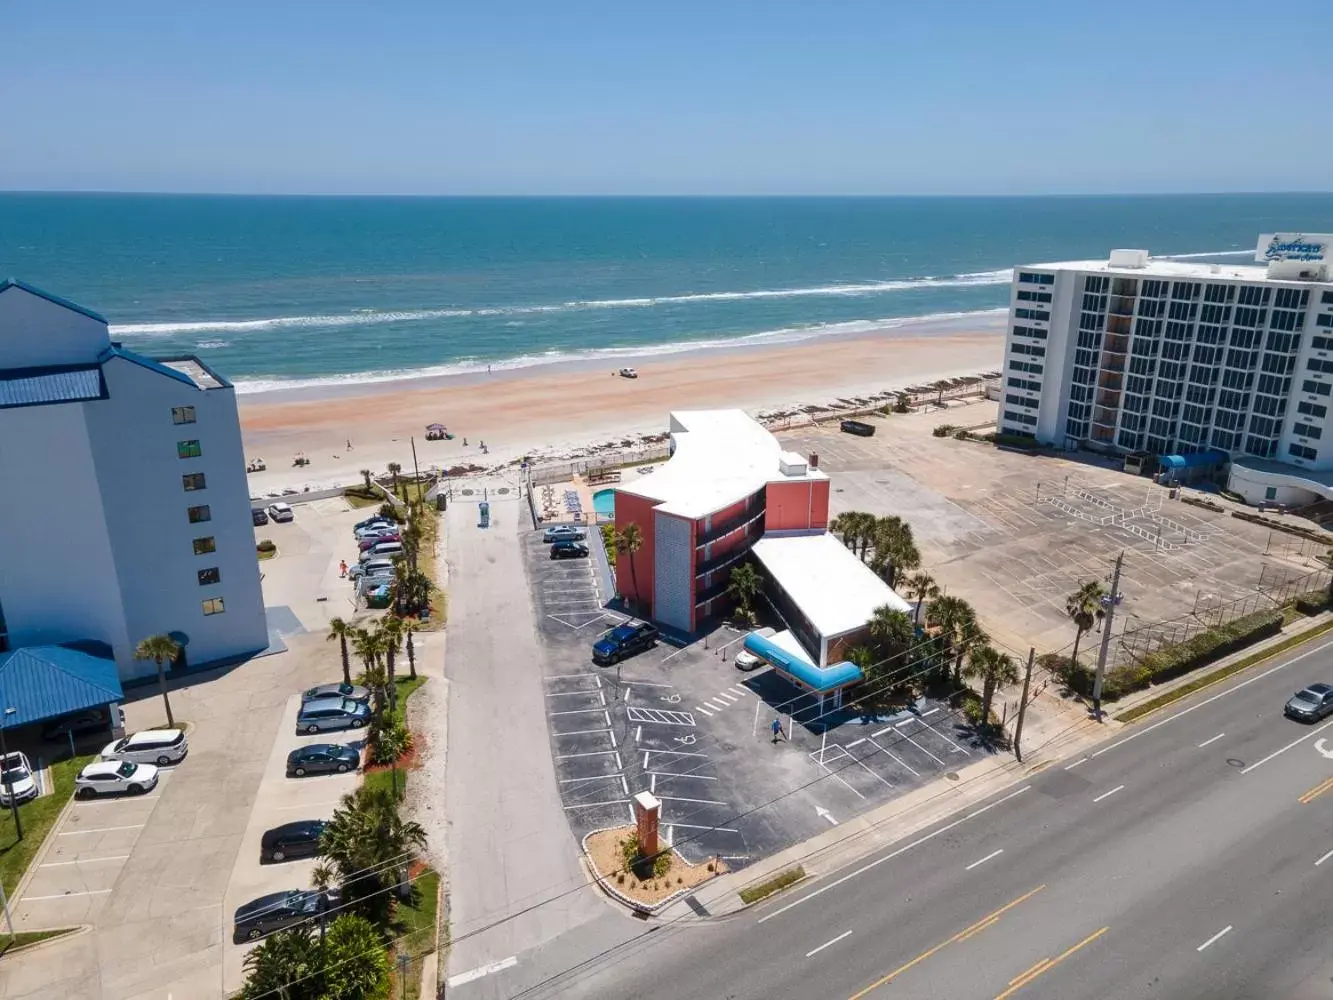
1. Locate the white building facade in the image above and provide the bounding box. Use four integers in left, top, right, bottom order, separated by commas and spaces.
0, 280, 268, 682
999, 235, 1333, 505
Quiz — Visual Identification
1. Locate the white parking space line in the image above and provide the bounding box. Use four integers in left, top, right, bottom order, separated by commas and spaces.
1315, 846, 1333, 866
39, 855, 129, 867
661, 644, 694, 661
868, 736, 920, 776
546, 690, 598, 698
563, 800, 631, 810
627, 680, 677, 688
704, 700, 727, 711
548, 708, 608, 716
447, 956, 518, 988
58, 824, 144, 836
902, 732, 946, 766
657, 796, 727, 805
552, 727, 613, 738
23, 889, 114, 901
730, 686, 750, 697
1197, 733, 1226, 748
1241, 718, 1333, 774
715, 692, 738, 703
918, 719, 969, 755
1092, 784, 1125, 803
696, 706, 713, 717
805, 929, 853, 958
922, 707, 941, 717
964, 849, 1004, 871
1196, 925, 1232, 952
649, 771, 718, 781
559, 775, 622, 785
662, 821, 740, 832
546, 673, 600, 680
555, 750, 620, 759
846, 738, 866, 749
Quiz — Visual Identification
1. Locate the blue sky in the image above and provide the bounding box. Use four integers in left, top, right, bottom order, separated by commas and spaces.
3, 1, 1329, 195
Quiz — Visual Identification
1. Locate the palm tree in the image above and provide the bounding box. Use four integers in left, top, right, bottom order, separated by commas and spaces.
964, 644, 1021, 732
133, 634, 181, 728
352, 628, 388, 717
1065, 579, 1107, 669
387, 462, 402, 492
378, 616, 405, 715
927, 595, 985, 686
615, 523, 645, 609
902, 571, 940, 622
318, 783, 427, 914
726, 562, 765, 624
327, 617, 357, 686
866, 605, 915, 685
402, 618, 420, 680
360, 468, 373, 492
870, 516, 921, 590
237, 926, 317, 999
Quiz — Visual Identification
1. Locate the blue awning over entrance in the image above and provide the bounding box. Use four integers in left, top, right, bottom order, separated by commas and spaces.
0, 645, 124, 730
1159, 450, 1227, 470
743, 632, 863, 693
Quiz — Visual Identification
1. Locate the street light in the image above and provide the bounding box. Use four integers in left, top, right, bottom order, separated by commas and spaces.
0, 706, 21, 841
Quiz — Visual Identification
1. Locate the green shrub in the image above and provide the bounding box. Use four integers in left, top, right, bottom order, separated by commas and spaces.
1295, 589, 1330, 616
378, 501, 403, 523
989, 432, 1043, 449
739, 866, 806, 905
600, 522, 617, 567
932, 425, 957, 438
370, 719, 413, 765
256, 539, 276, 553
619, 832, 671, 879
1219, 489, 1246, 504
893, 393, 910, 413
953, 429, 972, 441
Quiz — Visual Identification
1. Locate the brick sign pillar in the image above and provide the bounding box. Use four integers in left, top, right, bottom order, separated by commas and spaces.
633, 791, 661, 857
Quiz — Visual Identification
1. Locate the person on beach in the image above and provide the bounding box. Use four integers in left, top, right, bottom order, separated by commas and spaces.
339, 559, 347, 578
346, 439, 353, 450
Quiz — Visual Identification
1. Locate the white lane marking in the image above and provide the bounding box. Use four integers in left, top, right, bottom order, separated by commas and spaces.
1196, 925, 1232, 952
1197, 733, 1225, 748
730, 686, 750, 697
696, 706, 714, 717
922, 707, 941, 717
22, 889, 114, 901
846, 738, 867, 749
447, 955, 518, 988
816, 806, 838, 826
1064, 757, 1089, 770
545, 690, 599, 697
599, 690, 607, 707
649, 771, 717, 781
1316, 846, 1333, 867
563, 800, 630, 810
757, 786, 1031, 924
965, 849, 1004, 871
552, 727, 613, 738
1092, 785, 1125, 803
58, 824, 144, 836
635, 726, 642, 743
705, 700, 727, 711
554, 750, 618, 758
805, 929, 853, 958
608, 727, 617, 748
559, 774, 621, 784
1240, 717, 1333, 774
548, 707, 608, 716
621, 774, 629, 796
39, 855, 129, 867
659, 821, 739, 832
657, 795, 727, 805
1092, 634, 1333, 760
871, 725, 894, 738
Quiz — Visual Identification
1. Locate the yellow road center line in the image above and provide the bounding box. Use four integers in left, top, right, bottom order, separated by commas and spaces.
847, 885, 1046, 1000
1299, 776, 1333, 804
1009, 959, 1051, 986
993, 926, 1110, 1000
957, 916, 1002, 943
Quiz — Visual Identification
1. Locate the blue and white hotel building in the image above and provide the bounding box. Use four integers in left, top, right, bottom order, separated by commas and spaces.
998, 234, 1333, 505
0, 279, 268, 683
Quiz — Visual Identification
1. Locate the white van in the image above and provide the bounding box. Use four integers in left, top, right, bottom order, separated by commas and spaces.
360, 541, 403, 562
100, 728, 189, 766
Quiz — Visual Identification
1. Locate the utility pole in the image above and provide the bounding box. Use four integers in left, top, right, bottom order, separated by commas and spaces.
1092, 551, 1125, 721
1013, 647, 1035, 763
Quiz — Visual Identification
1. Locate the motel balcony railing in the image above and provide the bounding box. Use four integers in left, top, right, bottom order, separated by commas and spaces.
694, 524, 764, 580
696, 498, 766, 548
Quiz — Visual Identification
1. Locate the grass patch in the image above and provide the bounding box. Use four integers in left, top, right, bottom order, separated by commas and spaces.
364, 765, 407, 800
414, 507, 446, 628
344, 489, 382, 509
0, 754, 93, 898
257, 546, 277, 560
1117, 618, 1333, 724
0, 927, 80, 956
390, 869, 440, 1000
738, 865, 806, 905
392, 480, 433, 505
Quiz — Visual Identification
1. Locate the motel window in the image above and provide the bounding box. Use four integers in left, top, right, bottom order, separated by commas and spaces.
182, 473, 206, 492
177, 439, 202, 459
202, 597, 226, 616
1298, 401, 1328, 419
192, 536, 216, 555
1289, 444, 1318, 461
187, 505, 211, 524
1317, 315, 1333, 329
1266, 487, 1279, 500
172, 406, 196, 425
198, 567, 221, 586
1293, 423, 1323, 440
1303, 379, 1332, 396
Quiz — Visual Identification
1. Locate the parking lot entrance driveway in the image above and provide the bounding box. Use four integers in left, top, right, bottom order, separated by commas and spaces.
0, 631, 343, 1000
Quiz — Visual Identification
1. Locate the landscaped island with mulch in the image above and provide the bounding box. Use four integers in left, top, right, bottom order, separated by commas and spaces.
584, 827, 726, 908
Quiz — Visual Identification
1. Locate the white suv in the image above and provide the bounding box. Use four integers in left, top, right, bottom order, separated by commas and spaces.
100, 728, 189, 767
75, 760, 159, 798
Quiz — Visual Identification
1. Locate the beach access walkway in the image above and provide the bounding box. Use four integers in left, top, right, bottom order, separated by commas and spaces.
442, 489, 605, 997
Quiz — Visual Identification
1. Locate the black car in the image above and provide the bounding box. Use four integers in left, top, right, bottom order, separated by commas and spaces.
550, 540, 589, 559
42, 708, 121, 743
286, 743, 360, 777
233, 888, 332, 942
252, 508, 269, 526
1285, 683, 1333, 722
592, 622, 660, 664
261, 820, 327, 863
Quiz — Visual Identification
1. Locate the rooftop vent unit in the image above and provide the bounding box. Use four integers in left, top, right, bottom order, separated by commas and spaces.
1108, 249, 1149, 269
778, 451, 808, 476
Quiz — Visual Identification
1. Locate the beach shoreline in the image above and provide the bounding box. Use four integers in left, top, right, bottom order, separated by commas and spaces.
238, 315, 1007, 497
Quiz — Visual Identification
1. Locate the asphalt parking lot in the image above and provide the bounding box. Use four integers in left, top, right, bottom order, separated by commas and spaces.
522, 530, 987, 871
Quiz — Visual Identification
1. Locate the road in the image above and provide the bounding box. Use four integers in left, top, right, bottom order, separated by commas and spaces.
462, 630, 1333, 999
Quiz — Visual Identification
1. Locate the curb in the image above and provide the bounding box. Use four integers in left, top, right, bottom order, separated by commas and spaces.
7, 791, 78, 920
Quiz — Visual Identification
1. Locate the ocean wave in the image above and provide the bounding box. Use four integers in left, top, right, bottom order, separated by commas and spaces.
231, 307, 1007, 395
109, 269, 1014, 338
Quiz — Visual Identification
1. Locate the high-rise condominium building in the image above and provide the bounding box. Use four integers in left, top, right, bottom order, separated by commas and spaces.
999, 234, 1333, 505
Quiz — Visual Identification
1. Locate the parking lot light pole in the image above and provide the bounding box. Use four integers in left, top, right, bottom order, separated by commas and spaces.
1, 707, 21, 841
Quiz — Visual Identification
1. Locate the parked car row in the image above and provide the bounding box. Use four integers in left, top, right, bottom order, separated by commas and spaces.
543, 524, 589, 560
349, 515, 402, 586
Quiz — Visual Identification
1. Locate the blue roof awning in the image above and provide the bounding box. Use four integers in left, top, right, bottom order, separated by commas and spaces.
743, 633, 863, 693
0, 646, 124, 730
1159, 450, 1227, 470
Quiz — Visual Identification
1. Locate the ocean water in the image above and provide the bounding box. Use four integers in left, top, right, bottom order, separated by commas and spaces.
3, 193, 1333, 394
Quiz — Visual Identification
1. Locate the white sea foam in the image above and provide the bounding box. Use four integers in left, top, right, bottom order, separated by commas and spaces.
109, 269, 1014, 338
231, 307, 1007, 395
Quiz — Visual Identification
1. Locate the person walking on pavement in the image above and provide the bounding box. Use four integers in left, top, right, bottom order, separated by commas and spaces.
339, 559, 348, 578
771, 717, 784, 743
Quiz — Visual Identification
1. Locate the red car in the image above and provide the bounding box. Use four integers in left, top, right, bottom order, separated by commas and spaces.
358, 533, 400, 551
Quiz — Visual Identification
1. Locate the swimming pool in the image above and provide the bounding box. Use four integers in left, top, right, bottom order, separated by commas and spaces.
593, 489, 616, 516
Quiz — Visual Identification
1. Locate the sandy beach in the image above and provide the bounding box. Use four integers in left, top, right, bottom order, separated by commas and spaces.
239, 319, 1005, 495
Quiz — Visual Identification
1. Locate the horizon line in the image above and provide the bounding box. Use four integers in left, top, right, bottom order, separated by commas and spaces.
2, 188, 1332, 200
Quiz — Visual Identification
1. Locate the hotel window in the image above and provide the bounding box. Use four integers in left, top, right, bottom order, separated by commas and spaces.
1266, 331, 1299, 352
1204, 284, 1234, 303
192, 536, 216, 555
1303, 379, 1332, 397
1299, 401, 1328, 419
1317, 315, 1333, 329
1019, 272, 1055, 285
1309, 359, 1333, 375
182, 473, 206, 492
1293, 422, 1323, 439
198, 567, 221, 586
1238, 286, 1271, 306
1324, 291, 1333, 304
202, 598, 226, 616
1275, 288, 1309, 310
187, 505, 211, 524
1289, 443, 1318, 461
177, 439, 202, 459
1314, 337, 1333, 354
172, 406, 196, 425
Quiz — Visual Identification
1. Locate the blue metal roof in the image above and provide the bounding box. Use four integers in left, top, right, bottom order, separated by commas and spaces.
0, 365, 106, 409
1159, 450, 1228, 470
0, 645, 124, 730
0, 278, 109, 324
743, 632, 863, 693
99, 344, 198, 388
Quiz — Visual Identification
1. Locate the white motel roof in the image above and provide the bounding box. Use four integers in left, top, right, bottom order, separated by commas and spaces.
617, 409, 826, 520
750, 532, 912, 639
